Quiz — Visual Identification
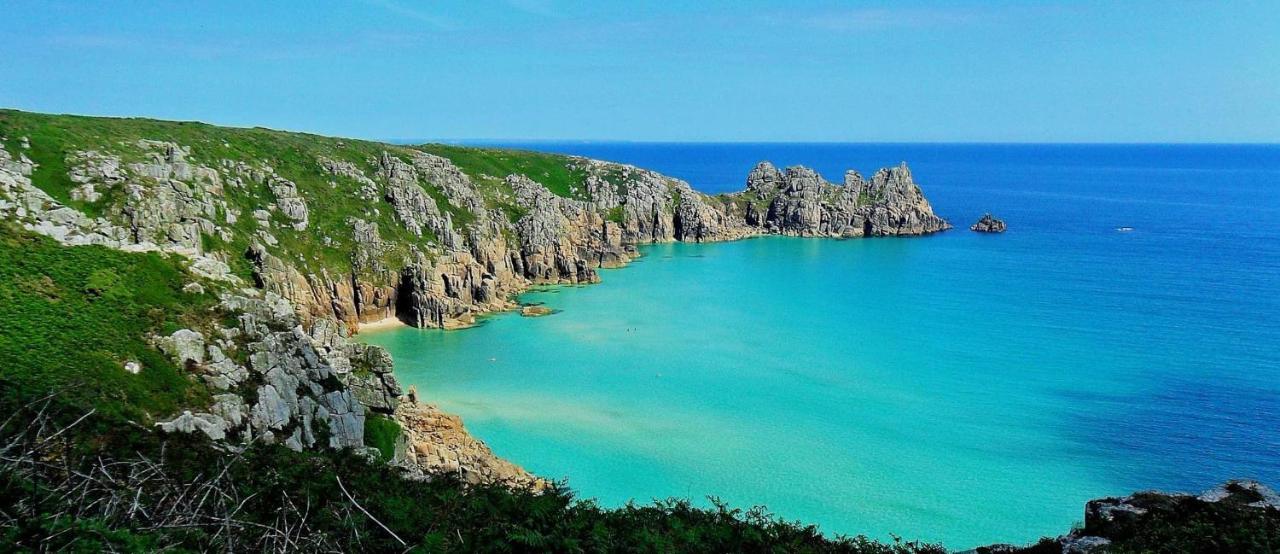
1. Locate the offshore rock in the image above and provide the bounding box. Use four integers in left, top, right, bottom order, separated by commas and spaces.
520, 305, 554, 317
971, 213, 1007, 233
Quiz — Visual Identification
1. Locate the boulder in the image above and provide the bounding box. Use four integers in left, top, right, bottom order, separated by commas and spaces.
157, 329, 206, 366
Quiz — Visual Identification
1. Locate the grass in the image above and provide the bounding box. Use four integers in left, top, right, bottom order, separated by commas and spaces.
420, 143, 588, 200
0, 224, 216, 423
605, 205, 624, 224
364, 413, 402, 462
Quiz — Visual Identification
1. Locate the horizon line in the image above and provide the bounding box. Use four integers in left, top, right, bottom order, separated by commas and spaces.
4, 107, 1276, 147
411, 138, 1280, 146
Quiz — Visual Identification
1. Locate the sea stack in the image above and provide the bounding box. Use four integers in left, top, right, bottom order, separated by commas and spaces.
971, 214, 1007, 233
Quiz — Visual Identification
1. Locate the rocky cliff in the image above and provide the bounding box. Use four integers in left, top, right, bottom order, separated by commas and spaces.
0, 109, 948, 485
726, 161, 951, 237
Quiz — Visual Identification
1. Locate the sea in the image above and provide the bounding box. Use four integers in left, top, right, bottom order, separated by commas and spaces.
362, 143, 1280, 549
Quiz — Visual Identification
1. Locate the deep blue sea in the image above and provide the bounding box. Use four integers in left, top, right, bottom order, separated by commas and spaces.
366, 143, 1280, 548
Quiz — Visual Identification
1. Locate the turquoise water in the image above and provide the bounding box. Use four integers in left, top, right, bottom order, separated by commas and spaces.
363, 144, 1280, 548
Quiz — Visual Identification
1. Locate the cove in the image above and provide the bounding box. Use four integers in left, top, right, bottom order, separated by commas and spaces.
363, 225, 1280, 548
361, 143, 1280, 550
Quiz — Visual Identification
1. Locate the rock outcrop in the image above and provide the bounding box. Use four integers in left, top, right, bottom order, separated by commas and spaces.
978, 480, 1280, 554
0, 139, 236, 281
151, 291, 402, 452
971, 213, 1007, 233
727, 161, 950, 237
394, 401, 545, 490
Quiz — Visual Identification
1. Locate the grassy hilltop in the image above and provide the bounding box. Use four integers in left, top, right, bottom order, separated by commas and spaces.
0, 109, 609, 281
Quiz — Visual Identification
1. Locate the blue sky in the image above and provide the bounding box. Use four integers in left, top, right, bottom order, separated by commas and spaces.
1, 1, 1277, 142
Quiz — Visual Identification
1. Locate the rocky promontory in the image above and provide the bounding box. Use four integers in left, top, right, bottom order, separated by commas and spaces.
725, 161, 951, 237
970, 213, 1007, 233
0, 109, 949, 486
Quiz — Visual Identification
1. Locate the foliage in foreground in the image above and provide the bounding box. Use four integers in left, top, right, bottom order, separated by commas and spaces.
985, 491, 1280, 554
0, 224, 940, 552
0, 388, 943, 553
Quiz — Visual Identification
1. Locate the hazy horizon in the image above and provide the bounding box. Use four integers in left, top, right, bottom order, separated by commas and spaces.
4, 107, 1279, 146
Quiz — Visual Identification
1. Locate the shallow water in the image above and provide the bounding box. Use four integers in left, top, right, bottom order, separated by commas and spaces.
363, 144, 1280, 548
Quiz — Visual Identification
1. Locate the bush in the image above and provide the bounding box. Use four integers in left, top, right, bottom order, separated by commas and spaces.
365, 413, 402, 462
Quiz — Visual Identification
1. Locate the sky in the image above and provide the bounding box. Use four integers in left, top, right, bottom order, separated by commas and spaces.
1, 1, 1277, 142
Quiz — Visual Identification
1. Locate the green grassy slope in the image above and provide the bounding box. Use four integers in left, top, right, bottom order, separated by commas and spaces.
0, 110, 603, 280
0, 225, 216, 423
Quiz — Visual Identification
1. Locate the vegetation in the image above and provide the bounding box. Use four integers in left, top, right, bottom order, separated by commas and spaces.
364, 413, 402, 462
0, 225, 216, 423
605, 205, 625, 224
0, 110, 602, 283
420, 143, 589, 200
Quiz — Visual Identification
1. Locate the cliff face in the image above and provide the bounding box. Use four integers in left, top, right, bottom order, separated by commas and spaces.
253, 156, 949, 331
0, 110, 948, 485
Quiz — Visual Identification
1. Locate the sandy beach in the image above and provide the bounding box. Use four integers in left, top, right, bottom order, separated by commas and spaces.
357, 316, 409, 333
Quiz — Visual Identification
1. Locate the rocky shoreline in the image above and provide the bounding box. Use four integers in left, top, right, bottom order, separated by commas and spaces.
0, 110, 949, 488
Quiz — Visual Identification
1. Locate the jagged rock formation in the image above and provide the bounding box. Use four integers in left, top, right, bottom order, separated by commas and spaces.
153, 291, 388, 451
971, 213, 1007, 233
0, 137, 235, 281
727, 161, 951, 237
521, 305, 554, 317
